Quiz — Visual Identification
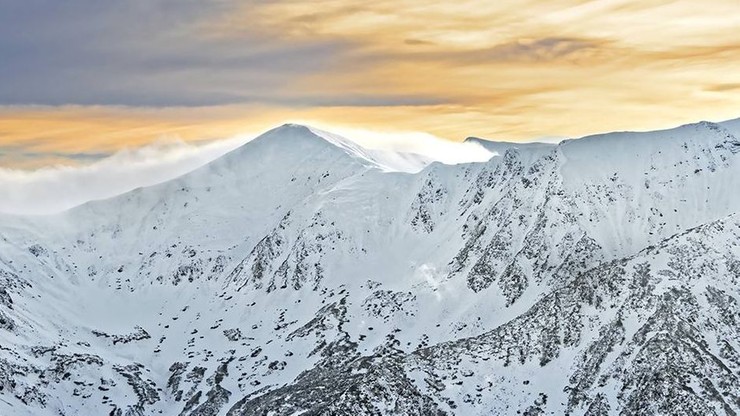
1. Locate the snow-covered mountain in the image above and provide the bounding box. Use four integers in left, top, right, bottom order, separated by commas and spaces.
0, 120, 739, 415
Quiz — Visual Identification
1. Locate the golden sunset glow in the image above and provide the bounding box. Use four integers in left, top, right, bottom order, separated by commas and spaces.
1, 0, 739, 167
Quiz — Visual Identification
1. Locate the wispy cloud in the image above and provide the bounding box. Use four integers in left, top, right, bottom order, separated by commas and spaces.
705, 83, 740, 92
0, 135, 249, 215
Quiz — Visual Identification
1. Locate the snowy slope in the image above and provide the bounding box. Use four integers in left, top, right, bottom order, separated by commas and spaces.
0, 120, 739, 415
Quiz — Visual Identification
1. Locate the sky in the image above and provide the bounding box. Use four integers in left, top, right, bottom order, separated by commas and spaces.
1, 0, 740, 170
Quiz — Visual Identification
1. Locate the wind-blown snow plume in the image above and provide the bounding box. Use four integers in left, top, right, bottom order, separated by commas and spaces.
310, 125, 495, 165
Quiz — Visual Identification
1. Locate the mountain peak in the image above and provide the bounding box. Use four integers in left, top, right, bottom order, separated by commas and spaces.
251, 123, 326, 145
232, 123, 433, 173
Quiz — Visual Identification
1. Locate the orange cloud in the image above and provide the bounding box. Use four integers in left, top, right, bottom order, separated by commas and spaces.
1, 0, 740, 167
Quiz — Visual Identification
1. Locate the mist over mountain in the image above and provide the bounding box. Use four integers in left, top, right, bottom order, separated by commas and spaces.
0, 126, 493, 215
0, 119, 739, 415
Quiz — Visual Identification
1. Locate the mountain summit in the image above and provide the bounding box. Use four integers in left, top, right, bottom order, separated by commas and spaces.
223, 123, 434, 173
0, 120, 739, 415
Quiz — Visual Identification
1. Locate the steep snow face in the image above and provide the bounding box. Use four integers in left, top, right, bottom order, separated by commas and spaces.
558, 121, 740, 253
0, 120, 739, 416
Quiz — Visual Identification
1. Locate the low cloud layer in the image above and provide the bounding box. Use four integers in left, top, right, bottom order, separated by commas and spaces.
0, 126, 493, 215
0, 135, 250, 215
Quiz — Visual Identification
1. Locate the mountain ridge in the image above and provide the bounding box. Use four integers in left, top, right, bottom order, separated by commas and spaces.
64, 116, 740, 223
0, 118, 738, 415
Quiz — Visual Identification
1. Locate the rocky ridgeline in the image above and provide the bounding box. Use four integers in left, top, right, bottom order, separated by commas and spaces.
0, 121, 738, 415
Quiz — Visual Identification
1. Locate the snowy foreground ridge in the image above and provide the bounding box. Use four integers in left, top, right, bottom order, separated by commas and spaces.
1, 120, 739, 415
